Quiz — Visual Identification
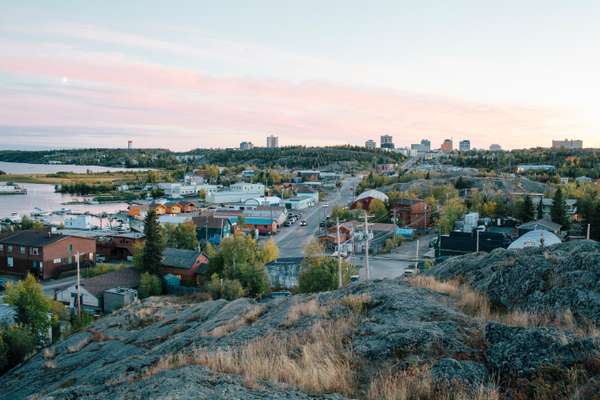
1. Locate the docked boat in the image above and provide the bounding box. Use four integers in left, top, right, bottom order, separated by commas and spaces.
0, 182, 27, 195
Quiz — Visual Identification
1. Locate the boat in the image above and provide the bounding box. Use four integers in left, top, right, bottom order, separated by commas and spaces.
54, 207, 72, 215
31, 207, 51, 217
0, 182, 27, 195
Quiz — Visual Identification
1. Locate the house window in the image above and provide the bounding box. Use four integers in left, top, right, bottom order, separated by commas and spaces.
30, 247, 40, 256
68, 244, 74, 252
53, 258, 62, 264
19, 246, 26, 255
32, 260, 41, 269
7, 245, 12, 253
7, 257, 14, 267
0, 244, 3, 252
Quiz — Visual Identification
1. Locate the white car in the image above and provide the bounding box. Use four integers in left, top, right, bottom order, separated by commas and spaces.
300, 220, 307, 226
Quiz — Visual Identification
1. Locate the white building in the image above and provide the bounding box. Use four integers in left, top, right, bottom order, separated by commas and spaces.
230, 182, 265, 194
240, 141, 254, 150
267, 135, 279, 148
206, 182, 265, 204
285, 196, 314, 210
184, 174, 206, 185
552, 139, 583, 150
365, 139, 376, 149
64, 215, 94, 230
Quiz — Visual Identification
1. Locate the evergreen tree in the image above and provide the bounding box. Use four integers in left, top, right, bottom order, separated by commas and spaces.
141, 210, 164, 274
519, 196, 535, 222
550, 188, 569, 227
537, 198, 544, 220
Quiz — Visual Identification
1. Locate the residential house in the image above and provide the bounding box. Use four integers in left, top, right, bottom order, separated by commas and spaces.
160, 247, 208, 285
178, 201, 196, 213
0, 230, 96, 280
351, 189, 389, 210
390, 198, 432, 228
150, 203, 167, 215
164, 202, 182, 214
540, 198, 577, 221
55, 268, 140, 313
517, 219, 562, 236
193, 215, 233, 245
128, 204, 148, 218
96, 232, 145, 262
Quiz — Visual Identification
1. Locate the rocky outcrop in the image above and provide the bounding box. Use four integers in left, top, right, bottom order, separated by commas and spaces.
428, 240, 600, 326
2, 241, 600, 400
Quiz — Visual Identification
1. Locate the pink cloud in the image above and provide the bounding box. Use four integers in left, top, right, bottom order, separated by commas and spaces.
0, 42, 590, 150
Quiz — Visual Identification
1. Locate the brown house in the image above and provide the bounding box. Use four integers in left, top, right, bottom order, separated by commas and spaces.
96, 232, 145, 261
178, 201, 196, 213
0, 230, 96, 280
390, 198, 432, 229
160, 247, 208, 285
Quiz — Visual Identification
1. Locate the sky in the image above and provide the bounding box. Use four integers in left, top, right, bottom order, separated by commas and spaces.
1, 1, 599, 151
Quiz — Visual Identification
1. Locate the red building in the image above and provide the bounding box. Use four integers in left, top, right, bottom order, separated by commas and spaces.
390, 198, 432, 229
96, 233, 145, 261
0, 230, 96, 280
160, 247, 208, 285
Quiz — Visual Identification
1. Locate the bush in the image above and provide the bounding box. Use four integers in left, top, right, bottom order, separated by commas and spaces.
298, 258, 338, 293
206, 274, 244, 301
1, 325, 36, 369
138, 272, 163, 298
70, 311, 94, 332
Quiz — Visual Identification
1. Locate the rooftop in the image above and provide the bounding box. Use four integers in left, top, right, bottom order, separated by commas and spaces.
0, 230, 67, 247
80, 268, 140, 298
161, 247, 204, 270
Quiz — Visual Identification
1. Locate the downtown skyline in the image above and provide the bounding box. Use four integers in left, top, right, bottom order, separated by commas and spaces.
1, 1, 599, 151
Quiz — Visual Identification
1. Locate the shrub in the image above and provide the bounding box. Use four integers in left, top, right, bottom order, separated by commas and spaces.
206, 274, 244, 301
2, 325, 36, 368
138, 272, 162, 298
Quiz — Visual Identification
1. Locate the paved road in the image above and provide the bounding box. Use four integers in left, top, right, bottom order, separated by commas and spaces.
273, 177, 360, 257
354, 234, 435, 280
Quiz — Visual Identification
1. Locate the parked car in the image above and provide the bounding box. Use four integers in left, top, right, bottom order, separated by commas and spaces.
300, 220, 307, 226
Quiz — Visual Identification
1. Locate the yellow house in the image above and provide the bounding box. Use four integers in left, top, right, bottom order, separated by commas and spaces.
152, 203, 167, 215
165, 202, 182, 214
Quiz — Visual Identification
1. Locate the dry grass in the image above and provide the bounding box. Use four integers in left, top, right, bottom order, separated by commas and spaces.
367, 365, 499, 400
286, 298, 322, 324
42, 360, 57, 370
209, 305, 266, 338
339, 293, 372, 315
42, 347, 55, 360
144, 317, 357, 395
408, 276, 599, 336
66, 336, 92, 353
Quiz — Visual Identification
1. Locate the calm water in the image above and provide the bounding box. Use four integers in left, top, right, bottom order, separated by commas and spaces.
0, 161, 149, 174
0, 183, 128, 220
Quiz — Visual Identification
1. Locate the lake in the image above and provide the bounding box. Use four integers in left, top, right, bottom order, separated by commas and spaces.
0, 161, 149, 174
0, 183, 128, 219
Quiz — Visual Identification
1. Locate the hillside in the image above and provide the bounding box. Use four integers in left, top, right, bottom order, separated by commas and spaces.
2, 242, 600, 399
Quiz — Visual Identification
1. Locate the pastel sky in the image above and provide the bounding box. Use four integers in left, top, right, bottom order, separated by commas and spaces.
1, 1, 599, 151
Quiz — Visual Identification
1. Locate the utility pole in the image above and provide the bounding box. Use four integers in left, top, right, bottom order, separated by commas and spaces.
587, 224, 591, 240
336, 217, 342, 288
415, 239, 420, 271
476, 230, 480, 253
364, 211, 370, 281
76, 252, 81, 319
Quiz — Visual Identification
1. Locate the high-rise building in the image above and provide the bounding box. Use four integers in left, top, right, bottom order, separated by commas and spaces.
441, 139, 453, 153
266, 135, 279, 148
552, 139, 583, 150
365, 139, 376, 149
420, 139, 431, 152
489, 144, 502, 151
127, 140, 132, 150
240, 141, 254, 150
459, 140, 471, 152
380, 134, 394, 150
